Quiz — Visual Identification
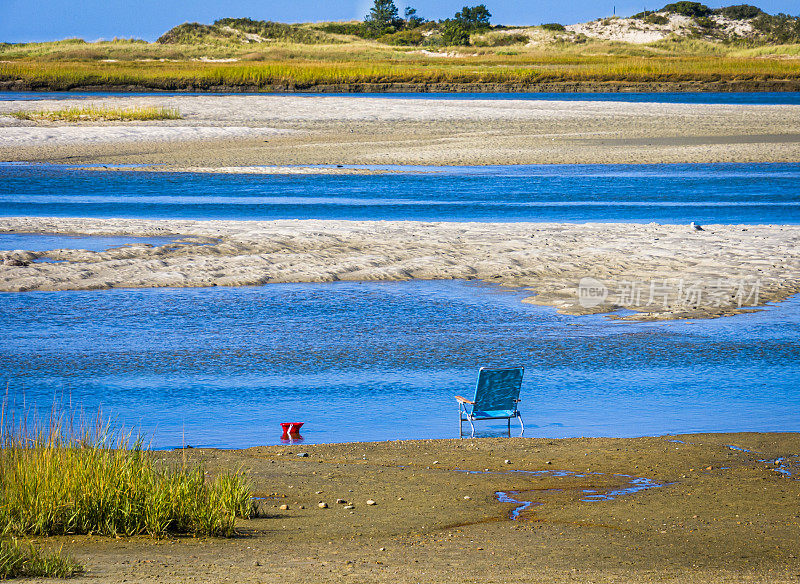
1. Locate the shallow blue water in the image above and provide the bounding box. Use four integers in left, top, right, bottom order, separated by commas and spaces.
3, 91, 800, 105
1, 280, 798, 448
2, 162, 799, 223
0, 233, 176, 252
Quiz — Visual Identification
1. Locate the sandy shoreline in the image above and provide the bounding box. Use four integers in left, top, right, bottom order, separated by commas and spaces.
2, 217, 799, 320
2, 95, 800, 166
30, 433, 800, 583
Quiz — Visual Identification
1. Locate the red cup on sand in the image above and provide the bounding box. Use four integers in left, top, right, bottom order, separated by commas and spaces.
280, 422, 304, 439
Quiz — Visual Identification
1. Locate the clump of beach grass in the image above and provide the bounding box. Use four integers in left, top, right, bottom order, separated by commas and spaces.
0, 537, 82, 579
11, 106, 181, 122
0, 415, 253, 538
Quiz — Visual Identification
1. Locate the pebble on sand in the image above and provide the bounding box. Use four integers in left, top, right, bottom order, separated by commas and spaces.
318, 502, 328, 509
366, 499, 377, 506
279, 504, 289, 511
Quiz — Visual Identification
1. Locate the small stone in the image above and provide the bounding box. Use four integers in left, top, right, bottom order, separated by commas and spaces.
546, 461, 552, 465
366, 499, 377, 506
432, 460, 439, 465
336, 499, 347, 504
344, 505, 355, 510
318, 502, 328, 509
463, 496, 471, 500
379, 547, 386, 551
253, 560, 261, 567
279, 504, 289, 511
316, 490, 323, 494
504, 459, 511, 464
397, 497, 403, 500
297, 452, 309, 458
298, 505, 305, 509
705, 466, 713, 470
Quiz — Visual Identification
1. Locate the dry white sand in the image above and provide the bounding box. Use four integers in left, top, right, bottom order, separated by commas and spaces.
2, 95, 800, 166
0, 125, 294, 147
2, 217, 798, 320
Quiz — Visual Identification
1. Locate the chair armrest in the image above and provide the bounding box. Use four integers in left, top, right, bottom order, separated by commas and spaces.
513, 399, 521, 403
455, 395, 474, 405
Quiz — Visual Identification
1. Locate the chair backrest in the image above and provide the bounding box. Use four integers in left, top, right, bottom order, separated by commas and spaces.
472, 366, 524, 417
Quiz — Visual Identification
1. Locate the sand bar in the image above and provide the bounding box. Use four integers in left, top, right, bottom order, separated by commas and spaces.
2, 217, 798, 320
2, 95, 800, 166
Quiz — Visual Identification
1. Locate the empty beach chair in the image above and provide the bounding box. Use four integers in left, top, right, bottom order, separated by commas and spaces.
456, 366, 524, 438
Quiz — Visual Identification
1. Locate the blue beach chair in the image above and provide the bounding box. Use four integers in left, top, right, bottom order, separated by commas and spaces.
456, 366, 524, 438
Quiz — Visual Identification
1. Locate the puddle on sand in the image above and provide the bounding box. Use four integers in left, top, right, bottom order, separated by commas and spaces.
458, 468, 667, 520
667, 439, 799, 479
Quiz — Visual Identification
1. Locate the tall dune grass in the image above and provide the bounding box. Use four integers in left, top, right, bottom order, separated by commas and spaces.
0, 415, 252, 538
0, 538, 81, 579
11, 106, 182, 122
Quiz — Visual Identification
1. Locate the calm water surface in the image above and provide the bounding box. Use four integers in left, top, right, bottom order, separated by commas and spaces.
1, 281, 798, 448
0, 233, 176, 252
2, 162, 799, 223
3, 91, 800, 105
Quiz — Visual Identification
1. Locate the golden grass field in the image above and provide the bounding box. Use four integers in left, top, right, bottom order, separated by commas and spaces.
2, 30, 799, 91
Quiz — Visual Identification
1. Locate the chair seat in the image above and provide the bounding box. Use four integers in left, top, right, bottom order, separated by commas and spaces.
469, 409, 517, 419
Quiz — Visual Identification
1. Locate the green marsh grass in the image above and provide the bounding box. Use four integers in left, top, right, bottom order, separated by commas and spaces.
0, 416, 253, 538
0, 538, 81, 579
11, 106, 181, 122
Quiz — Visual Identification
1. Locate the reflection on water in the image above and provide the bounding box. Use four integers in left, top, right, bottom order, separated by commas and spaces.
0, 280, 798, 448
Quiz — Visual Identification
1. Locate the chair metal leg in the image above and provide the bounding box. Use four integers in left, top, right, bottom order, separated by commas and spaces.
468, 416, 475, 438
507, 418, 511, 436
458, 404, 462, 438
518, 413, 524, 437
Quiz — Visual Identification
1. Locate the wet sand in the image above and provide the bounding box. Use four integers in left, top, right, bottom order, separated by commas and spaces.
2, 217, 799, 320
2, 95, 800, 166
31, 433, 800, 583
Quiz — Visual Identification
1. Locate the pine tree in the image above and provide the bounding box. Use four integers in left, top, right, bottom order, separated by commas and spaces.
365, 0, 401, 36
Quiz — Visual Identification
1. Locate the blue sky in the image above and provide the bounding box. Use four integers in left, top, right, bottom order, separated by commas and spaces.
1, 0, 798, 43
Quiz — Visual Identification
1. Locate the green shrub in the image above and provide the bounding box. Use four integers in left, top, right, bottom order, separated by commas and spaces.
540, 23, 566, 31
0, 538, 81, 579
694, 16, 717, 28
752, 13, 800, 43
380, 29, 425, 45
472, 32, 529, 46
641, 13, 670, 24
156, 23, 227, 44
661, 1, 712, 17
715, 4, 764, 19
214, 18, 331, 44
317, 22, 368, 37
440, 20, 472, 45
0, 419, 253, 538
